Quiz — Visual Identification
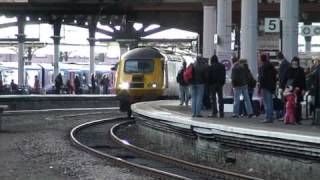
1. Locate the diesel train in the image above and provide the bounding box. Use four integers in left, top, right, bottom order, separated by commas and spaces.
115, 47, 195, 115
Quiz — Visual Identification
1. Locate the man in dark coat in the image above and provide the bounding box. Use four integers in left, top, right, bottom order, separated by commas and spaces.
176, 61, 189, 106
74, 75, 81, 94
278, 52, 290, 89
190, 56, 207, 117
281, 57, 306, 124
231, 57, 253, 118
258, 54, 277, 123
208, 55, 226, 118
55, 73, 63, 94
91, 74, 96, 94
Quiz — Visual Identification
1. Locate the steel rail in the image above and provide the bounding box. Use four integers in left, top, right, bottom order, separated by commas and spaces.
70, 117, 190, 180
111, 121, 263, 180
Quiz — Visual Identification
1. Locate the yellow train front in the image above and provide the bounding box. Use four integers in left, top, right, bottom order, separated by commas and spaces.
115, 47, 183, 116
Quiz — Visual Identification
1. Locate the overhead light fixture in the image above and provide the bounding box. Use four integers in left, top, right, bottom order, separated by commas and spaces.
133, 23, 143, 31
115, 26, 121, 31
144, 24, 160, 32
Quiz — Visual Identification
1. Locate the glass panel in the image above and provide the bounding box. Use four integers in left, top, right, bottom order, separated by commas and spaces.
124, 59, 154, 73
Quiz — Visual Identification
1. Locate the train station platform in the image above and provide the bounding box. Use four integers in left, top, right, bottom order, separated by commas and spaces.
132, 100, 320, 159
0, 94, 117, 110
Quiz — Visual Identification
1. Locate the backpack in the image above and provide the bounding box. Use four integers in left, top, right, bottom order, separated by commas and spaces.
183, 64, 193, 83
247, 72, 257, 89
176, 69, 184, 84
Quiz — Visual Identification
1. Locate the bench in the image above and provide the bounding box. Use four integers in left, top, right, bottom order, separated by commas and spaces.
0, 105, 8, 131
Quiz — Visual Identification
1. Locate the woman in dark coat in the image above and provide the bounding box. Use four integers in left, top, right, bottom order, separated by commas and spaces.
281, 57, 306, 124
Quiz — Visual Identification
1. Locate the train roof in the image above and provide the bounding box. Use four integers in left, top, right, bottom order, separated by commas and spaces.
122, 47, 164, 60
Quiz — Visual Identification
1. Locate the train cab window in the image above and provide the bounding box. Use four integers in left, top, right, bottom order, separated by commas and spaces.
124, 59, 154, 73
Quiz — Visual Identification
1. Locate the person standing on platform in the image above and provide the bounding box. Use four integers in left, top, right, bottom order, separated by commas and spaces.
66, 79, 74, 94
239, 60, 257, 116
10, 79, 18, 94
74, 75, 81, 94
33, 75, 40, 94
104, 75, 110, 94
231, 57, 253, 118
208, 55, 226, 118
278, 52, 290, 92
281, 57, 306, 124
91, 74, 96, 94
176, 61, 189, 106
55, 73, 63, 94
277, 52, 290, 118
258, 54, 277, 123
190, 56, 207, 117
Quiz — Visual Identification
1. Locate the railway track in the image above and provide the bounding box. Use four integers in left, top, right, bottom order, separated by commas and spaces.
70, 117, 263, 180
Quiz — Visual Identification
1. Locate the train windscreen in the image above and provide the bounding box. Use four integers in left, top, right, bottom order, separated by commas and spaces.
124, 59, 154, 73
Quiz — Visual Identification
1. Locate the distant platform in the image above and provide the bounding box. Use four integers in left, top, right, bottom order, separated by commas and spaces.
0, 94, 117, 110
132, 100, 320, 159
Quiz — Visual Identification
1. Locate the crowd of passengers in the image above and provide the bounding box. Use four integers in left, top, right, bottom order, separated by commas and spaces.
0, 73, 111, 95
176, 52, 320, 124
54, 73, 110, 94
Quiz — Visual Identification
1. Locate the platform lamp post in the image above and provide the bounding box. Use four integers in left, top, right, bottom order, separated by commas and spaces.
16, 15, 26, 88
280, 0, 299, 62
240, 0, 258, 76
51, 16, 62, 79
87, 15, 98, 77
202, 4, 216, 60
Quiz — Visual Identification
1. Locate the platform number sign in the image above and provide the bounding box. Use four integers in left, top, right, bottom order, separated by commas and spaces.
264, 18, 280, 33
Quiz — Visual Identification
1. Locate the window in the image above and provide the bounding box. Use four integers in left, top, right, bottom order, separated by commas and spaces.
124, 59, 154, 73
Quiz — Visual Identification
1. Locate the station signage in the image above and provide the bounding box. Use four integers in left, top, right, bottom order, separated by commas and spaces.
300, 25, 320, 37
264, 18, 280, 33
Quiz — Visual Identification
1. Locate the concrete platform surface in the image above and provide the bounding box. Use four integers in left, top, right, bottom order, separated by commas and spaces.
131, 100, 320, 144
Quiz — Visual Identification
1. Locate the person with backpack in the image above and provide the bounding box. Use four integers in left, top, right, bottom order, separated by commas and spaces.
176, 61, 189, 106
258, 54, 277, 123
208, 55, 226, 118
188, 56, 207, 117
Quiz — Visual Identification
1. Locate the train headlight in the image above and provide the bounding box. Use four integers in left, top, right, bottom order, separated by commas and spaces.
119, 82, 129, 89
147, 83, 157, 88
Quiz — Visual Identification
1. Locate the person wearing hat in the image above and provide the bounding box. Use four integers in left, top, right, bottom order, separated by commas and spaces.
281, 56, 306, 124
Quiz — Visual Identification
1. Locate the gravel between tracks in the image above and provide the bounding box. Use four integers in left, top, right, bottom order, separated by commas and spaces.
0, 110, 153, 180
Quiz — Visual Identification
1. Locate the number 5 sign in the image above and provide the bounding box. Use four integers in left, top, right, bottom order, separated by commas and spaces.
264, 18, 280, 33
